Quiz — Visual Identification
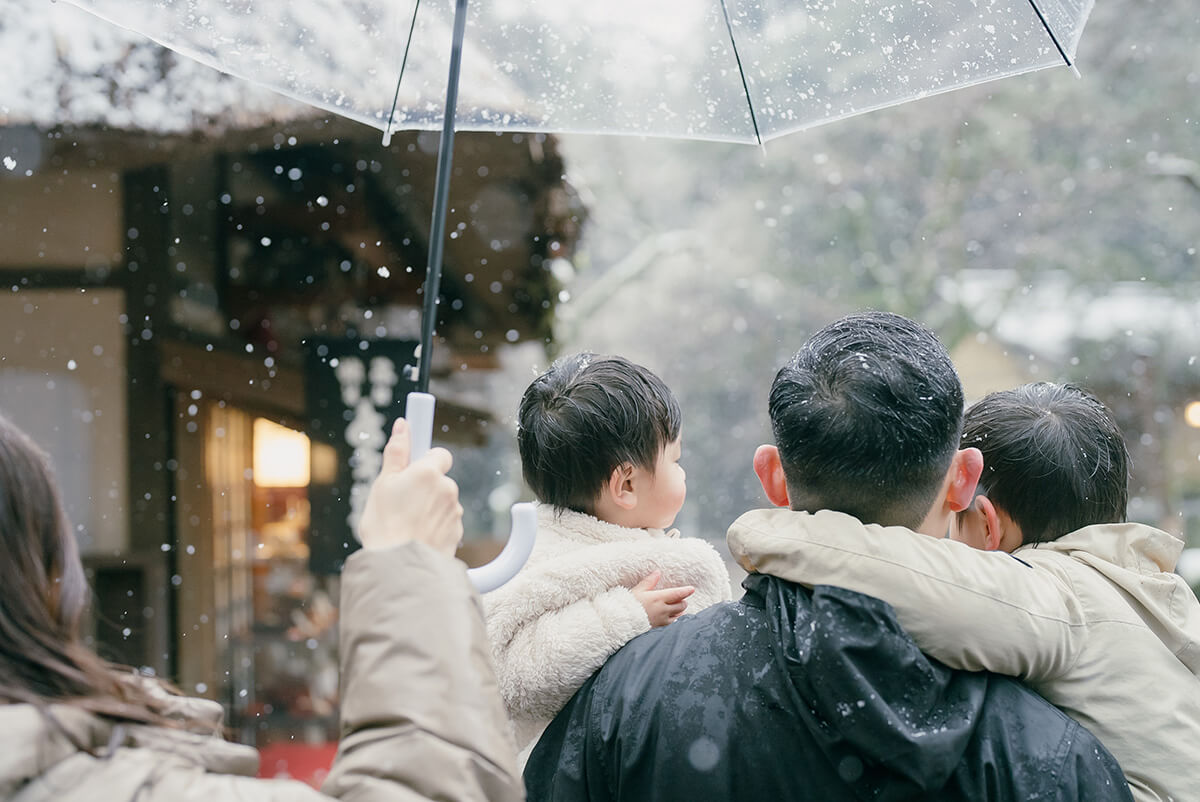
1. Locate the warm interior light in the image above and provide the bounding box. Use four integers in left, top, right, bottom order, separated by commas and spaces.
253, 418, 311, 487
1186, 401, 1200, 429
309, 442, 340, 485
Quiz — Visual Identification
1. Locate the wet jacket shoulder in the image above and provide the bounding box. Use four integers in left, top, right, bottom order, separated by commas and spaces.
525, 575, 1132, 802
0, 543, 523, 802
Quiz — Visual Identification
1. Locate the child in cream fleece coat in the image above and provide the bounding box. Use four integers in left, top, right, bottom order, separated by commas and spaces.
483, 354, 731, 759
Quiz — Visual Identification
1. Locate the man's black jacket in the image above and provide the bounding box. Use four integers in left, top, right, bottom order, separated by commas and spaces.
525, 575, 1132, 801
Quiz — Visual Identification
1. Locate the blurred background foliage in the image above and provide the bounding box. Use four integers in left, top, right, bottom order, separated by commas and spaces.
521, 0, 1200, 550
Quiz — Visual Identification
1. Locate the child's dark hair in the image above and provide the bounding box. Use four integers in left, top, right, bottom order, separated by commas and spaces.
962, 382, 1130, 545
518, 353, 681, 514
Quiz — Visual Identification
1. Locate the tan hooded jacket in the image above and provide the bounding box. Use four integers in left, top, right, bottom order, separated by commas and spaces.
0, 542, 523, 802
729, 509, 1200, 802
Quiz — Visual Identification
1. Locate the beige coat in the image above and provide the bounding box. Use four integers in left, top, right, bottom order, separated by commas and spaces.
729, 508, 1200, 802
484, 506, 732, 756
0, 542, 523, 802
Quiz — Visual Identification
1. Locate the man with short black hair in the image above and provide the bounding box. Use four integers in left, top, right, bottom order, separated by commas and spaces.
762, 311, 974, 531
525, 312, 1133, 801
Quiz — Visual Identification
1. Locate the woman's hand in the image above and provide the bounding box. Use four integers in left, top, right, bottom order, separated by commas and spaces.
356, 418, 464, 556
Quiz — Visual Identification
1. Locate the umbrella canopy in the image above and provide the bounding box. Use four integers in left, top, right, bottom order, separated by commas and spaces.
63, 0, 1091, 145
62, 0, 1095, 391
58, 0, 1095, 591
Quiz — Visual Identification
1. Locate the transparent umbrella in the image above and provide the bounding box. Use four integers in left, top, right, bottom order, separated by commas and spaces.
63, 0, 1092, 387
62, 0, 1090, 143
62, 0, 1093, 589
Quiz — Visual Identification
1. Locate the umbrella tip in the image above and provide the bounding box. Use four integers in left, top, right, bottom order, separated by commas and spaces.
1069, 64, 1082, 80
381, 127, 394, 147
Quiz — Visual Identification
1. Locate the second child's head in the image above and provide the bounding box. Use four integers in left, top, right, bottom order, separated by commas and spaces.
518, 353, 686, 530
952, 382, 1130, 552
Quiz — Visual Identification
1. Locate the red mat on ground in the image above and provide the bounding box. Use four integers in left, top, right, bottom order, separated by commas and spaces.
257, 742, 338, 789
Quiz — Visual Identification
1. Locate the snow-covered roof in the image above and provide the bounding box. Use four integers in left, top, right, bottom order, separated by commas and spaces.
1, 0, 519, 137
0, 0, 316, 134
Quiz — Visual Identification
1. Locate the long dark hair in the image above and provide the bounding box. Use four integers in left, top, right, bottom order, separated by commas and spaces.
0, 413, 186, 738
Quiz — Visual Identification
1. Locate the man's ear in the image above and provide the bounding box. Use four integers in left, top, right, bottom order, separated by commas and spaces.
974, 495, 1005, 552
753, 445, 790, 508
945, 447, 984, 513
604, 462, 638, 511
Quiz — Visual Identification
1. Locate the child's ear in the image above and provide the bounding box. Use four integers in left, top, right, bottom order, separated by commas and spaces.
974, 495, 1024, 552
975, 495, 1005, 552
605, 462, 638, 511
753, 445, 790, 508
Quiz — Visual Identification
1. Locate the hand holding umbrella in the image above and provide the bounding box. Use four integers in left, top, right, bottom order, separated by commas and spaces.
398, 392, 536, 593
357, 397, 536, 592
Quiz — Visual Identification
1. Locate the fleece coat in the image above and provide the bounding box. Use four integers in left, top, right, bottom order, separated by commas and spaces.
729, 510, 1200, 802
483, 505, 732, 755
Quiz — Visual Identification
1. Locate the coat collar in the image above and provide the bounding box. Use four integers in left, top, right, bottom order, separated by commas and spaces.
537, 503, 679, 544
1022, 522, 1183, 573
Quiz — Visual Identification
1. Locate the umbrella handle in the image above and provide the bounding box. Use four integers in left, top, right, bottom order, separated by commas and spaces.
404, 391, 536, 593
468, 502, 537, 594
404, 391, 436, 459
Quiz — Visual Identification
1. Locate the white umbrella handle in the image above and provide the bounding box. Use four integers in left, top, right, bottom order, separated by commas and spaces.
467, 502, 536, 594
404, 391, 436, 459
404, 391, 536, 592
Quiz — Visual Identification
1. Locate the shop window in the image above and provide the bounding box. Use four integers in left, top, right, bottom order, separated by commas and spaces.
181, 405, 340, 787
243, 418, 339, 783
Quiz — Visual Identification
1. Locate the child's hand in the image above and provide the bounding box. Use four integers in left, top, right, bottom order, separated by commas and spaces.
632, 570, 695, 627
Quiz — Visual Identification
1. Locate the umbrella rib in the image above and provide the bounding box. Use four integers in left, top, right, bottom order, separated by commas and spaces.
1024, 0, 1075, 71
717, 0, 762, 146
382, 0, 424, 146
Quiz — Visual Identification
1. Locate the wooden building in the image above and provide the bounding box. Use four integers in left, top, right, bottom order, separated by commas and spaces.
0, 0, 582, 773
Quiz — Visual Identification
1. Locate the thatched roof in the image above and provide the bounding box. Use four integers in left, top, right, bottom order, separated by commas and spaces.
1, 0, 521, 138
0, 0, 586, 358
0, 0, 314, 134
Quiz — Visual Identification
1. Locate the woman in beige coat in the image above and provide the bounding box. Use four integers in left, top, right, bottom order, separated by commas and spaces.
0, 413, 522, 802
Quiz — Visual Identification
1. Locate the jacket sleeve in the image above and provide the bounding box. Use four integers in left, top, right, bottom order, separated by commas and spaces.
492, 587, 649, 724
728, 510, 1086, 681
320, 542, 524, 802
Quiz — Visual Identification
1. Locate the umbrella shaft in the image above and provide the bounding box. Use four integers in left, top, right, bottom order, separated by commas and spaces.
418, 0, 470, 393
